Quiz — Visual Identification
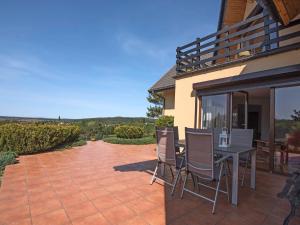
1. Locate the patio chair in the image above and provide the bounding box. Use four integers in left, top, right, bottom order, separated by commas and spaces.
150, 127, 185, 195
230, 129, 253, 186
181, 128, 230, 214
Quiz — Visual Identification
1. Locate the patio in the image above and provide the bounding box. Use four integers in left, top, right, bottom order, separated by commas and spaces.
0, 141, 299, 225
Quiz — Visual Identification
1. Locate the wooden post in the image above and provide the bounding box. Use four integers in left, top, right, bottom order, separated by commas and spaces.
176, 47, 181, 73
225, 31, 230, 62
196, 38, 201, 69
264, 10, 271, 51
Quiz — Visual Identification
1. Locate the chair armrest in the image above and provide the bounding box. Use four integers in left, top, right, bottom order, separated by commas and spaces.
215, 155, 231, 164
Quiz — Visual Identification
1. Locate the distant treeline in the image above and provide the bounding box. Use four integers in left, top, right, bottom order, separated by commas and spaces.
0, 116, 154, 124
0, 116, 156, 142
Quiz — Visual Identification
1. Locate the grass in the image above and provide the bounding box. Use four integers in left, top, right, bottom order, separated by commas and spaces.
103, 135, 156, 145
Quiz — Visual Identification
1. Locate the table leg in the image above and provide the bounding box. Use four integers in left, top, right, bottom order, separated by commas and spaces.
232, 154, 239, 206
250, 150, 256, 190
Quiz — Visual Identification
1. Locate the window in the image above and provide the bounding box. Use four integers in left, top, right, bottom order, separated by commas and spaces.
201, 94, 227, 129
275, 86, 300, 174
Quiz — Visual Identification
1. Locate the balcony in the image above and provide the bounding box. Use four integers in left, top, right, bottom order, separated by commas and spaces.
176, 12, 300, 74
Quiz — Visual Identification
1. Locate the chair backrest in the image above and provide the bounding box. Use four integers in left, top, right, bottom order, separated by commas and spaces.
155, 127, 177, 166
230, 129, 253, 147
185, 128, 214, 179
213, 128, 222, 147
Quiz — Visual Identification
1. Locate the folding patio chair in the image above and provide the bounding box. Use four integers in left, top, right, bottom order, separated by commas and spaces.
150, 127, 185, 195
181, 128, 230, 214
230, 129, 253, 186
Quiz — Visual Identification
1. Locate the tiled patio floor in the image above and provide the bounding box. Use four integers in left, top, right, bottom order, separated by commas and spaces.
0, 141, 299, 225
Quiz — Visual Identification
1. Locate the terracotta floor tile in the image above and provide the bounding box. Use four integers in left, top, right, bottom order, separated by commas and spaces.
112, 189, 141, 203
91, 194, 122, 211
140, 208, 166, 225
125, 197, 156, 215
7, 217, 32, 225
118, 216, 149, 225
0, 205, 30, 224
0, 141, 293, 225
78, 180, 100, 191
102, 205, 136, 225
83, 187, 109, 200
71, 213, 110, 225
144, 191, 165, 206
30, 198, 62, 216
54, 184, 81, 196
60, 192, 88, 207
64, 201, 98, 221
29, 190, 57, 203
0, 195, 28, 211
104, 183, 128, 192
32, 208, 70, 225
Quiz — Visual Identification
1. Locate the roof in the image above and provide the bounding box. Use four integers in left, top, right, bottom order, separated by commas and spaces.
148, 65, 176, 92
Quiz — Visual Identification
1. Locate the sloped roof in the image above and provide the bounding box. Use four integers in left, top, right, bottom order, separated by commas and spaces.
148, 65, 176, 92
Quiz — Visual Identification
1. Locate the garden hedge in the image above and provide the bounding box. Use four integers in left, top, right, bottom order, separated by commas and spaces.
114, 125, 144, 139
155, 115, 174, 127
0, 123, 80, 154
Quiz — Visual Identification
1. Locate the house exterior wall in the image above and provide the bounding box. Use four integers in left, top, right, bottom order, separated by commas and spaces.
279, 23, 300, 47
162, 89, 175, 116
174, 49, 300, 139
243, 0, 257, 19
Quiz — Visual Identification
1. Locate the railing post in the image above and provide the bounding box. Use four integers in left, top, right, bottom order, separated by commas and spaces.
196, 38, 201, 69
225, 31, 230, 62
263, 10, 271, 51
176, 47, 181, 73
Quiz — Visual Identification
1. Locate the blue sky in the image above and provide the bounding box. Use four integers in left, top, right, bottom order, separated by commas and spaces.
0, 0, 220, 119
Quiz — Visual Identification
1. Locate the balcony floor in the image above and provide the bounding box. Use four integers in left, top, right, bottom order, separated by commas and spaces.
0, 141, 299, 225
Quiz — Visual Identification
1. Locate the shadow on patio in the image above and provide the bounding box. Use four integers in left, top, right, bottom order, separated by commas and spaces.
114, 159, 300, 225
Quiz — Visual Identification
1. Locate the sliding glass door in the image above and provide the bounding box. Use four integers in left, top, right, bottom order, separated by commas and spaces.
231, 92, 248, 130
274, 86, 300, 174
201, 94, 228, 129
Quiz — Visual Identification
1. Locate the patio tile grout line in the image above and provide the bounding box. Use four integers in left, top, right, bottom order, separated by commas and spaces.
25, 158, 34, 225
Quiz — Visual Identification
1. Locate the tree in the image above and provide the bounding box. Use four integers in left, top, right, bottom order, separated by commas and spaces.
146, 92, 163, 118
291, 109, 300, 121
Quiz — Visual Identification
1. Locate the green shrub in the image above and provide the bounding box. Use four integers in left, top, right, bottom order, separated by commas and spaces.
0, 123, 80, 154
155, 115, 174, 127
143, 123, 155, 136
0, 151, 17, 170
0, 151, 17, 178
103, 136, 155, 145
114, 125, 144, 139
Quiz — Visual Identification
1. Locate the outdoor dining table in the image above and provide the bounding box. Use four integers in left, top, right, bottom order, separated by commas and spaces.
178, 140, 256, 206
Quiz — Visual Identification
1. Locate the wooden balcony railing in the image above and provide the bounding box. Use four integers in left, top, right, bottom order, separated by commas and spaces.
176, 12, 300, 74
